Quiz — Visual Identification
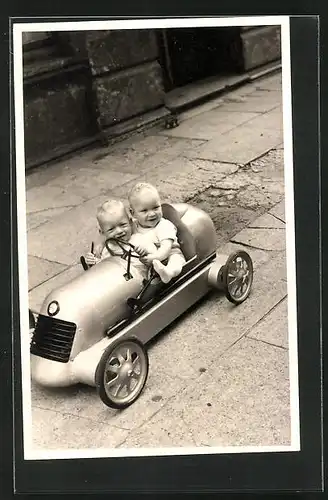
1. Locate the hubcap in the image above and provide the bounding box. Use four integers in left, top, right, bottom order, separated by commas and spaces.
103, 341, 147, 405
227, 255, 252, 300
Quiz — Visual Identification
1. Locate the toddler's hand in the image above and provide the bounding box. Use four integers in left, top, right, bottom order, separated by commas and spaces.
85, 252, 99, 266
141, 254, 156, 266
134, 244, 148, 257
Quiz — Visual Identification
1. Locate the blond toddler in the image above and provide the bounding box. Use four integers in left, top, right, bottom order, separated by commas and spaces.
84, 199, 155, 280
128, 182, 186, 284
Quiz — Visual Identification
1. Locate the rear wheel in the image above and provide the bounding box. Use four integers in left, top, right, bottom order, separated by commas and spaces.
223, 251, 253, 305
95, 338, 149, 409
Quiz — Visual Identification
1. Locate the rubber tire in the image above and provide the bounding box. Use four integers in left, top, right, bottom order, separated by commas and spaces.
95, 337, 149, 410
222, 250, 253, 305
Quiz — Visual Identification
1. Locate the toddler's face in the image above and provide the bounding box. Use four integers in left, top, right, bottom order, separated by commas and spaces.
131, 189, 162, 228
99, 207, 132, 242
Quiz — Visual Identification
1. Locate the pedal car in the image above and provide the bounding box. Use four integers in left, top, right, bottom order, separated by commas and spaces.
29, 202, 253, 409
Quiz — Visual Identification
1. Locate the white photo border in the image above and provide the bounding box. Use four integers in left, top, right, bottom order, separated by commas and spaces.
12, 15, 300, 461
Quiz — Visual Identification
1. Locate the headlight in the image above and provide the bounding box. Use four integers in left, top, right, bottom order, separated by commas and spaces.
47, 300, 60, 317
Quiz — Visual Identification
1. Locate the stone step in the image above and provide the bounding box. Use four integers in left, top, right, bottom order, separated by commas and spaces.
165, 61, 281, 113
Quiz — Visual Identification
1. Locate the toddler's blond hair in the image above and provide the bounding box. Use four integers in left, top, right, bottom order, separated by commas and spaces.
96, 199, 130, 228
128, 182, 160, 209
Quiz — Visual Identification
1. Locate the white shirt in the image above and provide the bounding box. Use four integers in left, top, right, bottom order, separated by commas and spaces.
133, 218, 179, 249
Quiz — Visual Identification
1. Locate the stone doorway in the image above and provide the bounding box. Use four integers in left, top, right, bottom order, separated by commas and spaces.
158, 27, 243, 92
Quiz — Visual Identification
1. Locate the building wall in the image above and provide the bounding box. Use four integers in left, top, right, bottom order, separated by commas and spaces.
22, 26, 281, 169
81, 30, 165, 129
240, 25, 281, 70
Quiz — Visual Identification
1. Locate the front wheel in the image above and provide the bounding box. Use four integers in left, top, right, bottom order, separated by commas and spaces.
223, 250, 253, 305
95, 338, 149, 409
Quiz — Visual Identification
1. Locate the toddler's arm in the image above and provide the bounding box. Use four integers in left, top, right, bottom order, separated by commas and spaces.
84, 252, 101, 266
145, 239, 173, 263
84, 232, 105, 266
145, 218, 177, 263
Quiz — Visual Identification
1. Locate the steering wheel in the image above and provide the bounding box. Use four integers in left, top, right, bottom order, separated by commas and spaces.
112, 238, 146, 259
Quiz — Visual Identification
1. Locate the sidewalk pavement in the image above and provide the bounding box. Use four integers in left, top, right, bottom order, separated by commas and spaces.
26, 71, 291, 451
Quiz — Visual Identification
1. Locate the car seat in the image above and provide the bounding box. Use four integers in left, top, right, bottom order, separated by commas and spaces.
161, 203, 197, 260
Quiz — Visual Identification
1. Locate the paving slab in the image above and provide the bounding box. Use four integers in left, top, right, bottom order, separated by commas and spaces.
248, 212, 285, 229
241, 108, 283, 131
193, 159, 240, 175
28, 164, 138, 205
255, 75, 282, 91
269, 199, 286, 222
27, 207, 76, 231
186, 201, 261, 246
32, 407, 128, 450
29, 264, 83, 311
31, 367, 185, 433
190, 123, 283, 165
177, 98, 225, 122
95, 134, 206, 174
249, 148, 285, 179
230, 227, 286, 251
221, 82, 259, 99
121, 337, 290, 449
27, 194, 114, 265
160, 110, 258, 141
112, 156, 228, 203
149, 250, 287, 381
235, 185, 283, 212
217, 241, 271, 269
196, 169, 284, 212
26, 185, 86, 213
248, 297, 289, 348
28, 256, 68, 291
25, 148, 98, 191
221, 90, 282, 113
213, 170, 284, 191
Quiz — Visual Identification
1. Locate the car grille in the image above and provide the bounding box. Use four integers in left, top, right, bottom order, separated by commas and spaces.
30, 314, 77, 363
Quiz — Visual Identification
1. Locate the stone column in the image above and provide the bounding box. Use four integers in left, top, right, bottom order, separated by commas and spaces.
69, 29, 166, 137
23, 29, 166, 168
23, 32, 99, 169
238, 26, 281, 71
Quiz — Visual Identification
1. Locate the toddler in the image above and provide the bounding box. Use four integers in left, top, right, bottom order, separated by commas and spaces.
128, 182, 186, 283
84, 199, 155, 280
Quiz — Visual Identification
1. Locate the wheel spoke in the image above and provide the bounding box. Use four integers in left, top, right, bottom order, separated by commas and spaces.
107, 363, 119, 374
126, 379, 133, 393
114, 381, 126, 397
126, 348, 132, 362
106, 375, 118, 388
132, 354, 140, 367
131, 370, 140, 380
232, 281, 242, 296
117, 353, 125, 365
127, 376, 137, 392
